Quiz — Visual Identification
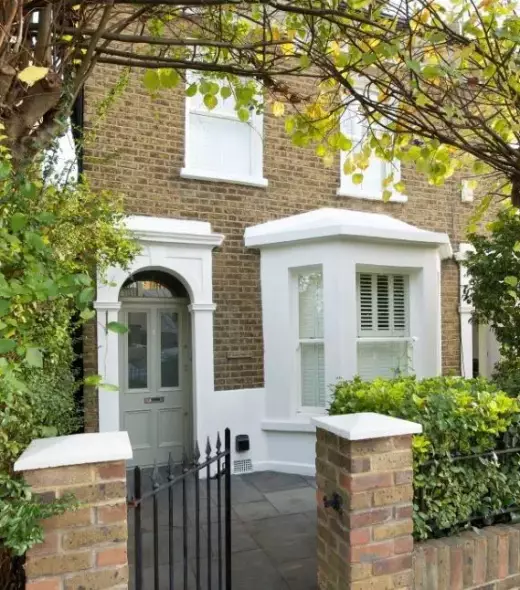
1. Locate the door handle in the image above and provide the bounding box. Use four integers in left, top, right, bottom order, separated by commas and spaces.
144, 396, 165, 404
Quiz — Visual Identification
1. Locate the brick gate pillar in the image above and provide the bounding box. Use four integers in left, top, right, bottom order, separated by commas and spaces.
14, 431, 132, 590
312, 413, 421, 590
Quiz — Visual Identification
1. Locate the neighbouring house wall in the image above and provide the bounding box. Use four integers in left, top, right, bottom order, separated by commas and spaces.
82, 66, 476, 432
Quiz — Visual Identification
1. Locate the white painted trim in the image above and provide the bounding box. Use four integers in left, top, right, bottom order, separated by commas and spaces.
336, 187, 408, 203
245, 208, 452, 259
94, 302, 121, 311
14, 432, 132, 471
254, 460, 316, 476
188, 303, 217, 312
180, 168, 268, 188
455, 242, 475, 377
261, 419, 316, 433
95, 215, 222, 456
312, 412, 422, 440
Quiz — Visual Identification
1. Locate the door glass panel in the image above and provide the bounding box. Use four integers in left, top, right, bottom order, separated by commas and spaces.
161, 312, 179, 388
127, 312, 148, 389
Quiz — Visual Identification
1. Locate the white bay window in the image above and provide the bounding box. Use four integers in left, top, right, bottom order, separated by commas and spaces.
298, 270, 326, 409
245, 208, 450, 437
357, 273, 413, 379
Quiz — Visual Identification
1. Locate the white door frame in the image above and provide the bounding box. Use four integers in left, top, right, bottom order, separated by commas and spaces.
94, 215, 224, 447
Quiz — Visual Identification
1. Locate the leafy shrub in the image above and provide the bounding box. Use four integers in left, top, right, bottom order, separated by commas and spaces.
0, 141, 138, 569
330, 376, 520, 540
492, 358, 520, 398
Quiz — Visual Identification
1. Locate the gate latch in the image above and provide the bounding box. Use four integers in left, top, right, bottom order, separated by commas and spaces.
323, 492, 343, 514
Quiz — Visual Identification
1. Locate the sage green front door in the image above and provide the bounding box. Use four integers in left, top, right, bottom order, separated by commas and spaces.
120, 302, 191, 467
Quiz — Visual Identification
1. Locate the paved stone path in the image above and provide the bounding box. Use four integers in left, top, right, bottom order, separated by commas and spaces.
128, 470, 317, 590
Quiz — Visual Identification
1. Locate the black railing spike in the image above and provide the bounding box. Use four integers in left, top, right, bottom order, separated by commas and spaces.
216, 431, 222, 452
206, 436, 212, 459
182, 448, 189, 471
194, 440, 201, 463
168, 452, 175, 481
151, 461, 161, 489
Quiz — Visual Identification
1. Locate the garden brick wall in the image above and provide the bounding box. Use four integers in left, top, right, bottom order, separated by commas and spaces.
414, 525, 520, 590
82, 66, 479, 429
315, 426, 415, 590
22, 460, 128, 590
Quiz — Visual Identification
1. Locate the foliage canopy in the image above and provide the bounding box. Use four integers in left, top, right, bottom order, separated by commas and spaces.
2, 0, 520, 204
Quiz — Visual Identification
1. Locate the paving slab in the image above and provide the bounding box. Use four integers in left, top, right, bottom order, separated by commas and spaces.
128, 471, 317, 589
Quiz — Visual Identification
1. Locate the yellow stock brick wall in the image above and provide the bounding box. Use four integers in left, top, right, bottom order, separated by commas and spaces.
82, 65, 475, 430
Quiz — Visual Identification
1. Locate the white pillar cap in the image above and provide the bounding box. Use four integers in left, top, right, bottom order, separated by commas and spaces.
312, 412, 422, 441
14, 431, 133, 472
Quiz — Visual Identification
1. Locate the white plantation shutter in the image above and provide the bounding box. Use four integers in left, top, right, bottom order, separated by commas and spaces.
357, 273, 411, 379
298, 271, 326, 408
357, 274, 409, 337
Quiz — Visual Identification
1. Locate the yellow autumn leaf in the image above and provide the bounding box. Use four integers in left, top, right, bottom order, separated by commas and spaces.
18, 66, 49, 86
272, 102, 285, 117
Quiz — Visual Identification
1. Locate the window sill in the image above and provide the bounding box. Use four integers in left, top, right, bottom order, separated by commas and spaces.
261, 418, 319, 433
336, 187, 408, 203
180, 168, 268, 188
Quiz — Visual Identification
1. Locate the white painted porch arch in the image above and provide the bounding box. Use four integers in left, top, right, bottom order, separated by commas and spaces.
94, 215, 224, 441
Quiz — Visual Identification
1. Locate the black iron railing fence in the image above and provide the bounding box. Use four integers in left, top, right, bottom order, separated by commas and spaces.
127, 429, 232, 590
415, 443, 520, 538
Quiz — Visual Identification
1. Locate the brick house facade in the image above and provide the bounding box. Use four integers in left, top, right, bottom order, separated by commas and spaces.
81, 65, 480, 473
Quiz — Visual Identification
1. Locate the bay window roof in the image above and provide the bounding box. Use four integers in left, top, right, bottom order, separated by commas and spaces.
244, 208, 452, 258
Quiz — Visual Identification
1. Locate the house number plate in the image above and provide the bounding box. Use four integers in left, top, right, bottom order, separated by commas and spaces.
144, 396, 165, 404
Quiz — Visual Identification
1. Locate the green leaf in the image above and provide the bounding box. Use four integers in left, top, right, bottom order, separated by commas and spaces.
143, 70, 160, 92
505, 276, 518, 287
382, 189, 393, 202
41, 426, 58, 437
159, 68, 180, 89
186, 83, 198, 97
0, 339, 16, 353
237, 108, 250, 122
352, 173, 364, 185
79, 287, 94, 304
514, 241, 520, 253
0, 160, 11, 180
25, 347, 43, 368
100, 383, 119, 391
405, 59, 422, 73
84, 374, 103, 386
203, 94, 218, 110
80, 308, 96, 321
221, 86, 232, 99
107, 321, 129, 334
0, 299, 10, 318
10, 213, 27, 233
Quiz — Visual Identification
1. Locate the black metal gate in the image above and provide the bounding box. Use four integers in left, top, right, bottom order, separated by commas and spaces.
128, 429, 232, 590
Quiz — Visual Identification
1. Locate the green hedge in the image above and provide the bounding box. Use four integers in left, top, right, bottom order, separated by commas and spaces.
329, 376, 520, 540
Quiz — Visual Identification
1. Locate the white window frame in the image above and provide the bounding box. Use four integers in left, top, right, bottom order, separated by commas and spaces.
292, 266, 327, 415
337, 99, 406, 203
356, 270, 415, 378
181, 76, 267, 188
